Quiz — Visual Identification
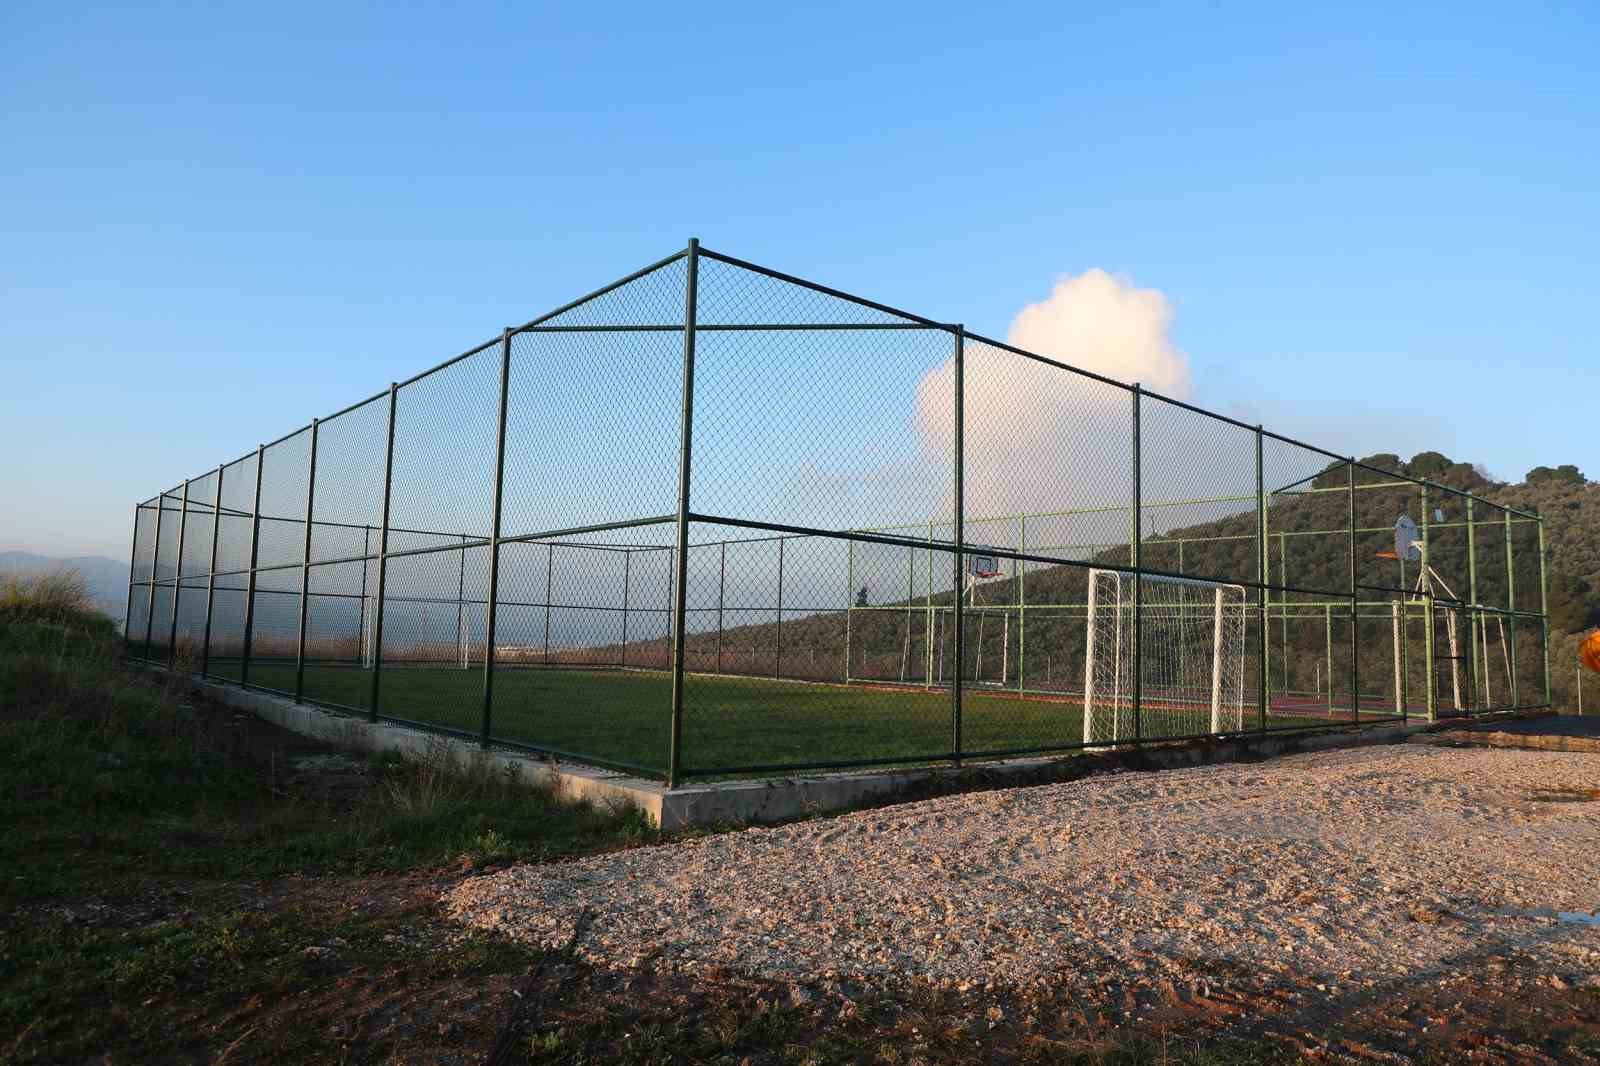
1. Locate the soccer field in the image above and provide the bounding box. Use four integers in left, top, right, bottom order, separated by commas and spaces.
220, 662, 1344, 778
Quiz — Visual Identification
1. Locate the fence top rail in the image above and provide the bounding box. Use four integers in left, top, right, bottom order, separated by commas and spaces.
696, 246, 952, 331
132, 240, 1543, 529
696, 246, 1539, 523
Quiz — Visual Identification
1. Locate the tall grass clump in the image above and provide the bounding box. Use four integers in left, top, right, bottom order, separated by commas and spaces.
0, 569, 103, 626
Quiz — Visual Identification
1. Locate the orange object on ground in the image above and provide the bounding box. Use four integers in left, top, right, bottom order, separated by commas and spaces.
1582, 630, 1600, 674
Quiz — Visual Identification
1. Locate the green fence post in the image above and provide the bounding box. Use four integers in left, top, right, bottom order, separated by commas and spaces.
294, 420, 318, 702
481, 330, 512, 748
667, 239, 700, 788
1132, 384, 1142, 744
1256, 426, 1267, 731
240, 447, 265, 689
1538, 515, 1550, 708
1467, 496, 1480, 710
143, 491, 165, 663
358, 525, 369, 669
1505, 510, 1519, 705
367, 386, 397, 721
201, 464, 224, 678
1421, 484, 1433, 716
951, 325, 965, 765
167, 478, 190, 669
1348, 460, 1358, 720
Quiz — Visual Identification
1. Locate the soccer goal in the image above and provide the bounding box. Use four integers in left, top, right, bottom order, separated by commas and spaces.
910, 605, 1014, 688
1083, 569, 1248, 745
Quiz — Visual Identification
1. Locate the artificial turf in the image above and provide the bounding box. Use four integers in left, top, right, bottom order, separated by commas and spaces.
227, 662, 1345, 778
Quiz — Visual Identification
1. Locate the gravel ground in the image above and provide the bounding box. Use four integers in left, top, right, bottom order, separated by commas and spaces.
443, 745, 1600, 991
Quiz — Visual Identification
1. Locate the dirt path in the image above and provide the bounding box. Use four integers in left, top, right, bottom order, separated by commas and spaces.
445, 745, 1600, 995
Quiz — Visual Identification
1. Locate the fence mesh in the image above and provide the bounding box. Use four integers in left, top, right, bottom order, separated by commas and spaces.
125, 243, 1550, 781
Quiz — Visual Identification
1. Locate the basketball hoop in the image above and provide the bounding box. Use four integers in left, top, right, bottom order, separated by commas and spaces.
1394, 515, 1422, 563
1374, 549, 1399, 560
970, 555, 1001, 579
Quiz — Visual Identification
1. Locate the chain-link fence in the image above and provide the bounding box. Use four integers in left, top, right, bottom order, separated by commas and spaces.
125, 241, 1552, 784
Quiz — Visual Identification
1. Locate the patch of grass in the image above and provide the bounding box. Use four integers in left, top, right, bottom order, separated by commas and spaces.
236, 661, 1338, 776
0, 621, 655, 906
0, 612, 660, 1061
512, 973, 1316, 1066
0, 892, 530, 1063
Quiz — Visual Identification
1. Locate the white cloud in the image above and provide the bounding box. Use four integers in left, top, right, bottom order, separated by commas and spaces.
1005, 269, 1190, 396
913, 269, 1199, 534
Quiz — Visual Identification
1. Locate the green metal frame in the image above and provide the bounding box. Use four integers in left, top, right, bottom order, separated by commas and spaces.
125, 240, 1552, 784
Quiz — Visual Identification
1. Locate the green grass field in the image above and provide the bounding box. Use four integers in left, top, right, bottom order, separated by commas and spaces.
229, 662, 1338, 778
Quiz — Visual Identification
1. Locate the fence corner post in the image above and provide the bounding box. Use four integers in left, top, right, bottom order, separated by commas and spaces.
1348, 458, 1358, 722
667, 237, 700, 788
295, 420, 319, 702
1255, 425, 1267, 732
368, 386, 398, 720
241, 447, 265, 688
167, 478, 190, 669
482, 331, 513, 748
1131, 384, 1142, 744
201, 463, 224, 678
951, 324, 965, 766
1538, 513, 1551, 708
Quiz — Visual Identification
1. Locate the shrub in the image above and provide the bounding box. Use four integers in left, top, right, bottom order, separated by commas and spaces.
0, 569, 105, 628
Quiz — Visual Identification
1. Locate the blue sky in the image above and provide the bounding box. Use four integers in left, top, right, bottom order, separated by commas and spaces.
2, 1, 1595, 559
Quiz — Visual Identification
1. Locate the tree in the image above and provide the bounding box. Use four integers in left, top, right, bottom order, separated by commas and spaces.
1408, 451, 1454, 478
1547, 572, 1600, 633
1354, 454, 1404, 485
1527, 464, 1586, 486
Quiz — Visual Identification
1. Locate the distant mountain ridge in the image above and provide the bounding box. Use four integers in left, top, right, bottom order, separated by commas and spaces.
0, 551, 128, 620
607, 451, 1599, 711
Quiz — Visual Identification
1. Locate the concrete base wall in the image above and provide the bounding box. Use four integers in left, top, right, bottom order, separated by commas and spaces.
190, 681, 678, 825
176, 672, 1548, 831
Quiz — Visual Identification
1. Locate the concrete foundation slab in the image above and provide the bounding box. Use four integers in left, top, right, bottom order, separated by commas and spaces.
170, 671, 1552, 830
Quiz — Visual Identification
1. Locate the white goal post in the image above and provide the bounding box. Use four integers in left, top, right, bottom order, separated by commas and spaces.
361, 592, 377, 670
1084, 569, 1247, 745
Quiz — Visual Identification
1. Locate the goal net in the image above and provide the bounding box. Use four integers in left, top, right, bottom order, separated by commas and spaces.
914, 605, 1013, 688
1084, 569, 1247, 744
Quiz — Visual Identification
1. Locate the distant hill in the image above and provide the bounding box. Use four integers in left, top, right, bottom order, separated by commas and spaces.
1485, 463, 1599, 711
615, 451, 1597, 712
0, 551, 128, 621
